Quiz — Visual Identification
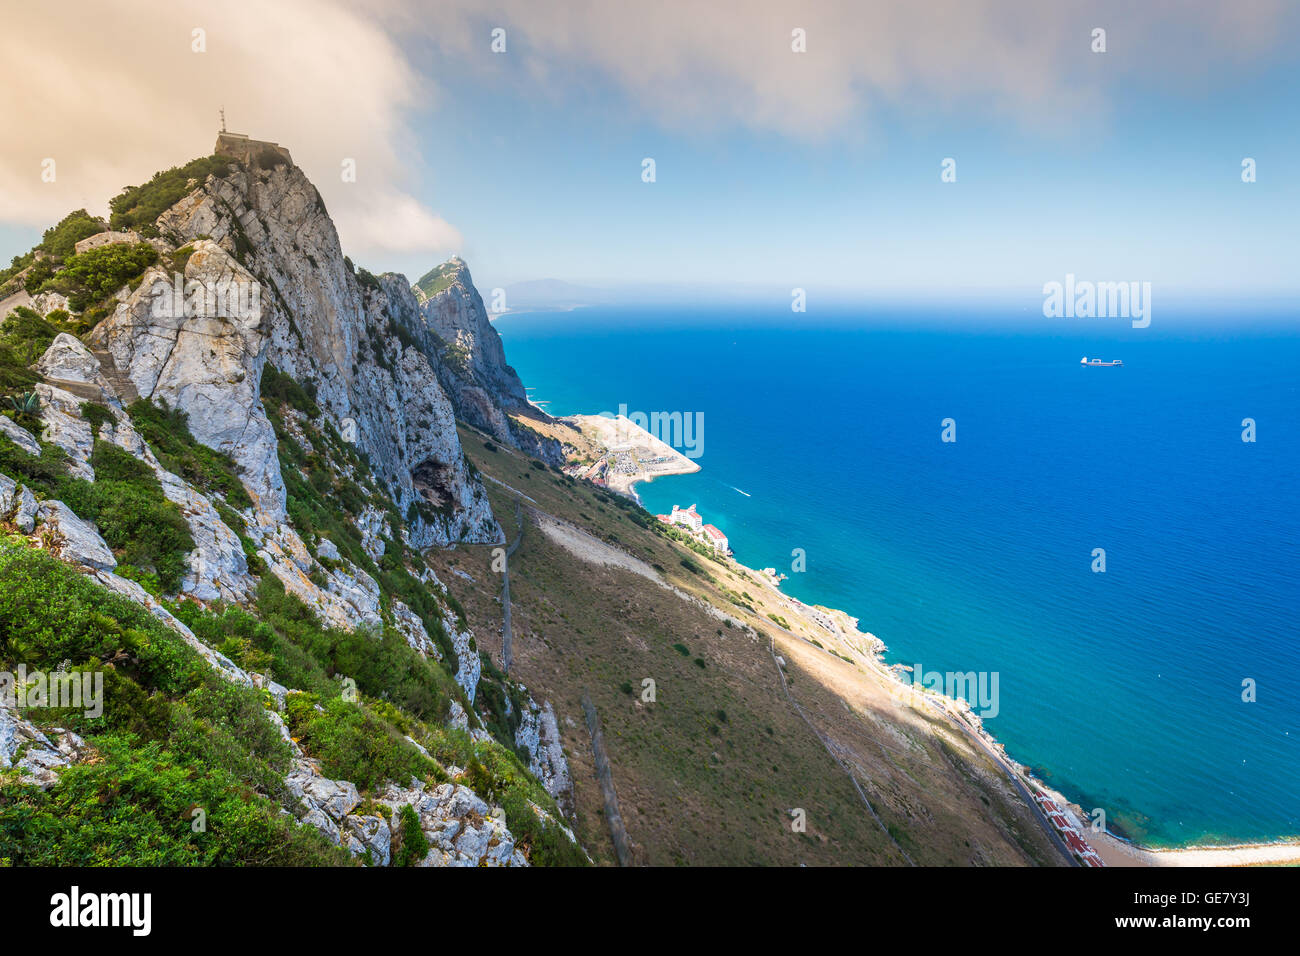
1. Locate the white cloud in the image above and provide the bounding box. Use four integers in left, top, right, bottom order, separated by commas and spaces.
0, 0, 459, 263
2, 0, 1291, 269
350, 192, 463, 253
397, 0, 1293, 137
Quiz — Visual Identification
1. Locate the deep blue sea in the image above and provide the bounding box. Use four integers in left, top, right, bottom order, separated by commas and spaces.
495, 305, 1299, 848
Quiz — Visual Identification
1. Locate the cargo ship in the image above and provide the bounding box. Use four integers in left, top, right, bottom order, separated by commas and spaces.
1080, 356, 1122, 366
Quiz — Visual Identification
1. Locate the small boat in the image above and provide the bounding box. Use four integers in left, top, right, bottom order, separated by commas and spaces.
1080, 356, 1122, 367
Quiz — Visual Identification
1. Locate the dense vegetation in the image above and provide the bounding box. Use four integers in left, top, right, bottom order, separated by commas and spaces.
0, 539, 351, 865
0, 209, 106, 293
0, 307, 59, 390
412, 262, 458, 300
109, 155, 236, 235
127, 398, 252, 510
0, 526, 585, 865
30, 241, 157, 312
0, 432, 194, 593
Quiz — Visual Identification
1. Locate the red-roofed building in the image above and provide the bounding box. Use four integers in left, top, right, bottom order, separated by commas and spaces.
702, 523, 729, 553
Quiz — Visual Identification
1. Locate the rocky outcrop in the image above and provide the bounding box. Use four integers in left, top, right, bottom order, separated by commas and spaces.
393, 599, 441, 661
0, 417, 40, 457
139, 156, 499, 549
515, 695, 574, 815
405, 261, 565, 464
88, 397, 257, 604
87, 239, 284, 517
0, 696, 91, 789
416, 567, 481, 701
35, 333, 117, 402
33, 500, 116, 571
36, 384, 95, 481
376, 779, 528, 867
0, 476, 38, 532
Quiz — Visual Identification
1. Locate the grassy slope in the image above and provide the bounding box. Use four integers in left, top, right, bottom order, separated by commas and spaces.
428, 423, 1063, 866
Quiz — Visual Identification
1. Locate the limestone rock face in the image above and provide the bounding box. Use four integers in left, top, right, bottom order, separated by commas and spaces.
0, 473, 16, 516
355, 505, 388, 560
392, 599, 440, 660
88, 240, 283, 517
0, 697, 91, 789
142, 160, 498, 548
515, 696, 575, 815
377, 780, 529, 868
92, 409, 255, 603
36, 333, 112, 396
405, 262, 564, 464
414, 259, 527, 408
34, 500, 116, 571
36, 384, 95, 481
10, 483, 38, 532
0, 417, 40, 457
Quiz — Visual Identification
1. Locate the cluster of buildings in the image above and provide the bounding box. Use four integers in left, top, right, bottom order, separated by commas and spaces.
656, 504, 730, 555
1034, 792, 1104, 867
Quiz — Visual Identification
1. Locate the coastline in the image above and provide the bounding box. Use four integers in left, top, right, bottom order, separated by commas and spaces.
595, 438, 1300, 866
560, 413, 700, 504
748, 545, 1300, 866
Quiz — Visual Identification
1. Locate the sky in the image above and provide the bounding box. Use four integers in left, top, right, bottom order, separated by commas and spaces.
2, 0, 1298, 310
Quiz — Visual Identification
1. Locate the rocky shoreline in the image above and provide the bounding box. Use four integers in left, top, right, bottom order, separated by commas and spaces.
609, 451, 1300, 867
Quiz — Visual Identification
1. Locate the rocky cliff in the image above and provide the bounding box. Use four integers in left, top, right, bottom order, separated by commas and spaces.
0, 141, 583, 866
409, 259, 567, 465
135, 155, 497, 548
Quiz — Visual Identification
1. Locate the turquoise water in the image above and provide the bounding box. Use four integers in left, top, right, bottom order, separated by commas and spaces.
496, 306, 1300, 848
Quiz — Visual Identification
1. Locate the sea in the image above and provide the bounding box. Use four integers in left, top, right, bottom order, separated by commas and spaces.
495, 304, 1299, 848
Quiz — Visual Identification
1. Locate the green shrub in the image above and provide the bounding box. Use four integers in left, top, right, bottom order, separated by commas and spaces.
0, 306, 59, 361
501, 790, 588, 867
109, 156, 236, 233
392, 804, 428, 866
37, 209, 107, 260
69, 440, 195, 593
78, 401, 116, 432
260, 364, 320, 418
126, 399, 252, 509
0, 210, 107, 291
0, 735, 346, 866
0, 538, 194, 690
37, 241, 157, 312
284, 693, 435, 792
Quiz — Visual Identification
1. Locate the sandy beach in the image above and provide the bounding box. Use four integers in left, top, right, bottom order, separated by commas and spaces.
760, 572, 1300, 867
1090, 829, 1300, 867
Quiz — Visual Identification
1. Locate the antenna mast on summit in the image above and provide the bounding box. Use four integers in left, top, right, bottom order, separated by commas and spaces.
220, 107, 227, 133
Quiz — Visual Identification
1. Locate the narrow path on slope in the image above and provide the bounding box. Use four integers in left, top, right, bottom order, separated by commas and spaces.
500, 499, 523, 674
